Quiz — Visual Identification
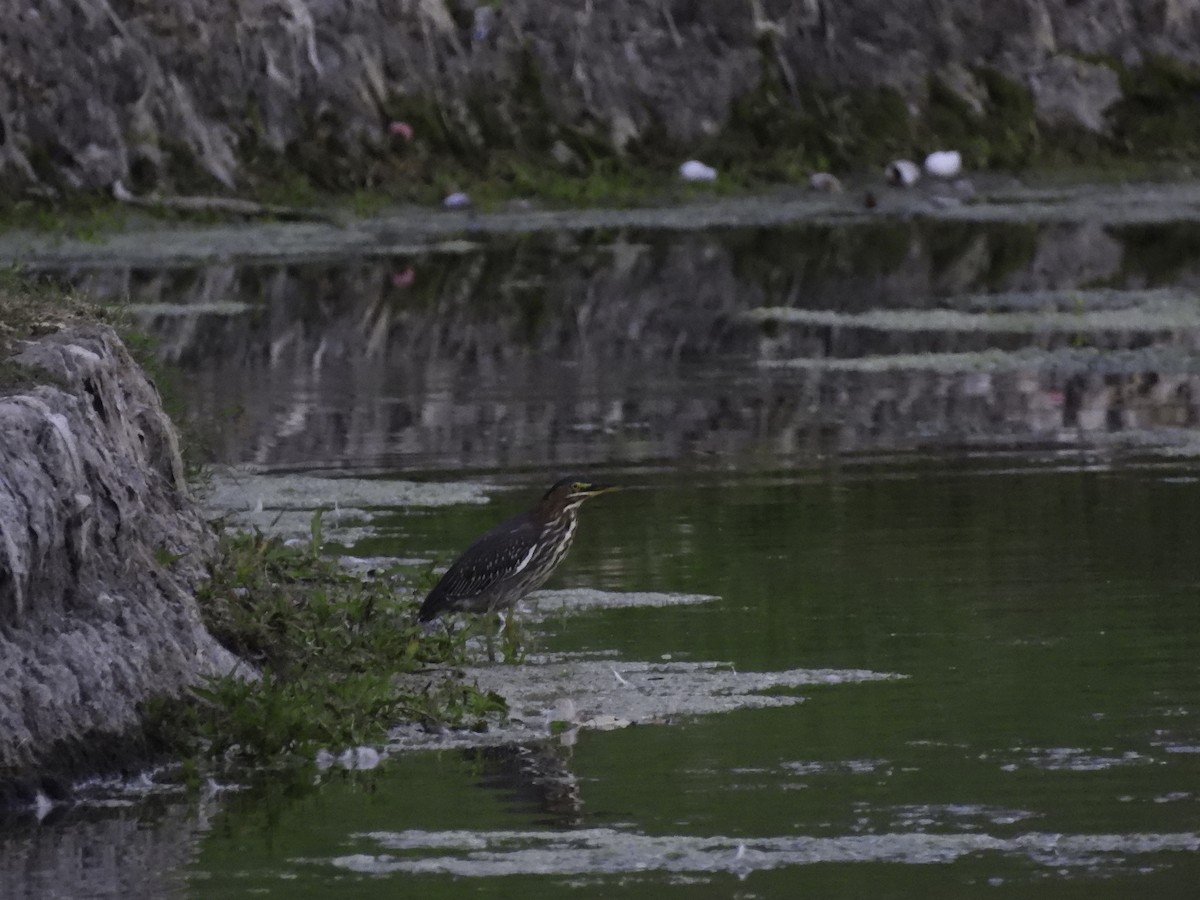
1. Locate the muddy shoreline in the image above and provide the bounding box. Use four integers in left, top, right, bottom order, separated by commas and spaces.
10, 179, 1200, 268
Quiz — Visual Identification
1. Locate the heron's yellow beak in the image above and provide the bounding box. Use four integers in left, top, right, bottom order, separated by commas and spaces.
582, 482, 621, 496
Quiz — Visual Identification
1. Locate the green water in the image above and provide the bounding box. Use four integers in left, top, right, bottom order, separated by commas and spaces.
189, 459, 1200, 897
12, 205, 1200, 897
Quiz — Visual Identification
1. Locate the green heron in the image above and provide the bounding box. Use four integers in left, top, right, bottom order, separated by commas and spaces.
418, 477, 619, 623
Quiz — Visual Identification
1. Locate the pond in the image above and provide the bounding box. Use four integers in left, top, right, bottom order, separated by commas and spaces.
4, 191, 1200, 898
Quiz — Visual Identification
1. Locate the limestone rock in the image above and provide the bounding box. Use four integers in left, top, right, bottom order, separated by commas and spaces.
1028, 55, 1123, 133
3, 1, 1199, 195
935, 64, 989, 117
0, 327, 239, 779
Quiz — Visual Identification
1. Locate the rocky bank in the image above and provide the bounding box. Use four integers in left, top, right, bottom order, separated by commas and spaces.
0, 326, 239, 798
3, 1, 1200, 198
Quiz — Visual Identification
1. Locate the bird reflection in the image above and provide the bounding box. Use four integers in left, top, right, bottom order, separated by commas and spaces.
462, 739, 584, 829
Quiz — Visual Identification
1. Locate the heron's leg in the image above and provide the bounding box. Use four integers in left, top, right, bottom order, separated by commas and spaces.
484, 613, 499, 663
501, 608, 514, 663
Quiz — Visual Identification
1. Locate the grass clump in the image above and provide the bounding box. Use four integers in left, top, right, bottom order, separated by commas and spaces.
1110, 54, 1200, 158
146, 519, 506, 771
0, 268, 114, 352
0, 269, 121, 392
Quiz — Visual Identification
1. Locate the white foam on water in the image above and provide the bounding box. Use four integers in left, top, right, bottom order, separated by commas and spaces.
389, 660, 906, 752
324, 827, 1200, 878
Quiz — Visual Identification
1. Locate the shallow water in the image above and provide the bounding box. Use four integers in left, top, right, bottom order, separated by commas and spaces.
9, 192, 1200, 897
181, 464, 1200, 898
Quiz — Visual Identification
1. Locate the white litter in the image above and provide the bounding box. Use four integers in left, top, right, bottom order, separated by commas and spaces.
924, 149, 963, 178
885, 159, 921, 187
679, 160, 717, 182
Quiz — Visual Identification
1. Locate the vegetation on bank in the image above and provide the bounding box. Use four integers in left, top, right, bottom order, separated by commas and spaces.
0, 270, 112, 354
1, 274, 505, 778
249, 51, 1200, 208
7, 53, 1200, 234
144, 523, 506, 773
0, 270, 118, 390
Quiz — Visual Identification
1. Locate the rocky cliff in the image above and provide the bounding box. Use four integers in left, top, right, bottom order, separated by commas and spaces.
0, 327, 239, 795
3, 1, 1199, 198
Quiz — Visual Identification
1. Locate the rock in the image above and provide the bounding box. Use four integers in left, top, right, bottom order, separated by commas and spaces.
935, 64, 989, 116
1, 2, 1199, 194
808, 172, 843, 193
951, 178, 976, 199
924, 150, 963, 178
1028, 55, 1123, 133
886, 159, 921, 187
0, 326, 240, 786
550, 140, 583, 171
472, 6, 495, 43
679, 160, 718, 182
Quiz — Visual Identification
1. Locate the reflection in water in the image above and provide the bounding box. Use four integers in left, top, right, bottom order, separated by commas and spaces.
0, 794, 207, 900
55, 218, 1200, 472
464, 740, 585, 829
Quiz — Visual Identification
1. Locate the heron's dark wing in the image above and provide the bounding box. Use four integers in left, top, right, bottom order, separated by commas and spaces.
418, 514, 540, 620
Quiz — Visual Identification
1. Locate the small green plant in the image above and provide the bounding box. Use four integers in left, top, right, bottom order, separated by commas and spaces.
145, 521, 507, 771
500, 613, 530, 664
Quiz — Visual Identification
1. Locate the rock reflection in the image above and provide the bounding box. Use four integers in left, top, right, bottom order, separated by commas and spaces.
61, 219, 1200, 471
0, 797, 206, 900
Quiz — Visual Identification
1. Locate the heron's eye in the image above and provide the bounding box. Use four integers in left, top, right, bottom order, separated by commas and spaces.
573, 482, 586, 491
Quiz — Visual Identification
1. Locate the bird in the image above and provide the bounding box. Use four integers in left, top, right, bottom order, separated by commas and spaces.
417, 477, 620, 624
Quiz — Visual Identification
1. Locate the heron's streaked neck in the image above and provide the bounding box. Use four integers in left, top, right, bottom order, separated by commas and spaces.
538, 497, 586, 520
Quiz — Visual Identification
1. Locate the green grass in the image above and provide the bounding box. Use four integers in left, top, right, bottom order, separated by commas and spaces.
0, 268, 123, 389
144, 520, 507, 772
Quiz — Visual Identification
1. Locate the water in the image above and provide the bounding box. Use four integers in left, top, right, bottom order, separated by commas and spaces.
7, 198, 1200, 897
57, 215, 1200, 471
190, 465, 1200, 897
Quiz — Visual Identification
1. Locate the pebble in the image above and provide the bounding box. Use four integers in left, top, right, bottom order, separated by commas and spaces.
808, 172, 842, 193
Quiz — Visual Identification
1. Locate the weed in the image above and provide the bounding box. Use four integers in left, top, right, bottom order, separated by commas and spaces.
145, 523, 507, 771
0, 269, 121, 390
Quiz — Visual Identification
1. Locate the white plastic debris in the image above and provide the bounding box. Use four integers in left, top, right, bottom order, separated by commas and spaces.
443, 191, 472, 209
885, 159, 921, 187
679, 160, 717, 182
317, 746, 382, 771
924, 149, 963, 178
339, 746, 382, 770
